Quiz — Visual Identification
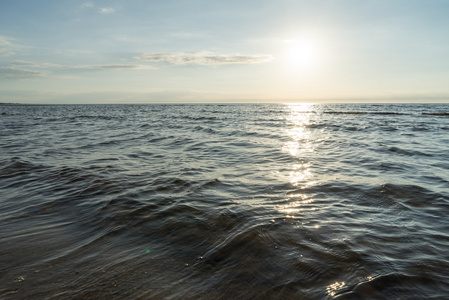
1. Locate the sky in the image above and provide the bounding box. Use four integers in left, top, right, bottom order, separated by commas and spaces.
1, 0, 449, 104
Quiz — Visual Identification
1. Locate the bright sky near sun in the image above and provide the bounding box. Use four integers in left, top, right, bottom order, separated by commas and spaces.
1, 0, 449, 103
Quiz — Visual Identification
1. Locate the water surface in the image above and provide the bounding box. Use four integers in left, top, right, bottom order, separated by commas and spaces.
1, 103, 449, 299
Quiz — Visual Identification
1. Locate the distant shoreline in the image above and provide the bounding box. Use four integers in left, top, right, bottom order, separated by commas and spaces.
0, 103, 49, 106
1, 102, 449, 106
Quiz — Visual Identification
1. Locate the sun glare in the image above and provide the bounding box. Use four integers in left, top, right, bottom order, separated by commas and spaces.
284, 39, 318, 69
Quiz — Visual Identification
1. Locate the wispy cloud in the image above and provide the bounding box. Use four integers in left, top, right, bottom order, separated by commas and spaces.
135, 52, 273, 66
10, 60, 43, 67
9, 60, 154, 71
93, 64, 147, 70
99, 7, 115, 14
81, 2, 115, 14
0, 35, 16, 57
81, 2, 94, 8
0, 67, 45, 79
0, 36, 12, 46
0, 51, 15, 57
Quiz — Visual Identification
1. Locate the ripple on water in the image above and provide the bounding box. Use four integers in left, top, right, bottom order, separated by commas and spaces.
1, 103, 449, 299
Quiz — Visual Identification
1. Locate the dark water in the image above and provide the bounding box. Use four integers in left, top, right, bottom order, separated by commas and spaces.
1, 103, 449, 299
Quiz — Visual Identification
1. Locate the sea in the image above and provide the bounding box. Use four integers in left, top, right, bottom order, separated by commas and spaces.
1, 103, 448, 299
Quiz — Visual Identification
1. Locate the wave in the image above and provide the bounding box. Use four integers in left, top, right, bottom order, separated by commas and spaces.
422, 112, 449, 116
1, 103, 449, 299
335, 272, 449, 299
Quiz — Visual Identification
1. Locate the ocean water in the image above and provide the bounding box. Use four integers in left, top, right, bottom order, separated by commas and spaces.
1, 103, 449, 299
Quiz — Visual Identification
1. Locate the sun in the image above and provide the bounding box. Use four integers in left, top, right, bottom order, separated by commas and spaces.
284, 39, 318, 69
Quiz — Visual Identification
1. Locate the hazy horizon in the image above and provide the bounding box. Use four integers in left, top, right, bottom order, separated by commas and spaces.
1, 0, 449, 104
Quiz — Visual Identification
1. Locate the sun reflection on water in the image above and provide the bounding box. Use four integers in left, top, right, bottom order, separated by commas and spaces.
282, 103, 316, 186
277, 103, 319, 218
326, 281, 346, 296
277, 193, 314, 217
288, 163, 312, 185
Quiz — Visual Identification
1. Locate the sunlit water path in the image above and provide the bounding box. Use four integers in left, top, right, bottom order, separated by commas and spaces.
1, 103, 449, 299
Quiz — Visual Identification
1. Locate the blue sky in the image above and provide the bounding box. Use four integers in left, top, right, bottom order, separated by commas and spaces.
1, 0, 449, 103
